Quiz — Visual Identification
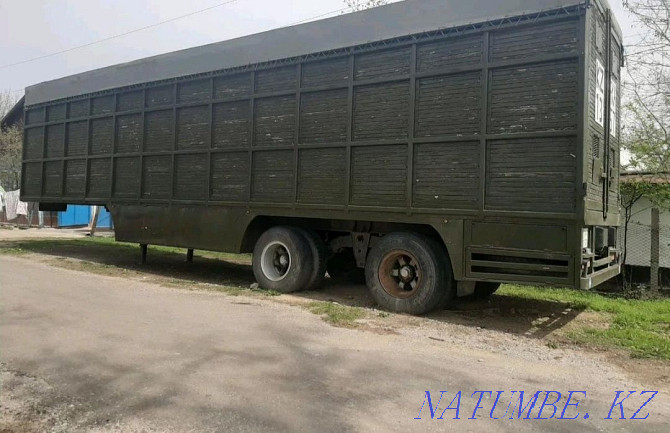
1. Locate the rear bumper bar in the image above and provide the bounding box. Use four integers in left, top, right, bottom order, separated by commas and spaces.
580, 263, 621, 289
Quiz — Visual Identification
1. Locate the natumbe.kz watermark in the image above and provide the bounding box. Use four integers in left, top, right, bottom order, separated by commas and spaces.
415, 391, 659, 421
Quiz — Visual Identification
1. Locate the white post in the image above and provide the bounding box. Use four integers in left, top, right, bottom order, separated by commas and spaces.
650, 208, 660, 292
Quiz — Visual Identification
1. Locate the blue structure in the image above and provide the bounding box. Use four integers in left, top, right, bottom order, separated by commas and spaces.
58, 205, 113, 228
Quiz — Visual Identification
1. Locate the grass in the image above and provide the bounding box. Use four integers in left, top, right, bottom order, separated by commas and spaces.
308, 302, 366, 327
0, 236, 251, 260
499, 284, 670, 360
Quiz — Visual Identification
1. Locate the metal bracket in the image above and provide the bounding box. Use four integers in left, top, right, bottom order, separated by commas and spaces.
328, 234, 353, 254
457, 281, 476, 297
352, 232, 371, 268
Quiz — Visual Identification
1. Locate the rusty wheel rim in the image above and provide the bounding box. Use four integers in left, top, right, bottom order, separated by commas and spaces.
378, 250, 422, 299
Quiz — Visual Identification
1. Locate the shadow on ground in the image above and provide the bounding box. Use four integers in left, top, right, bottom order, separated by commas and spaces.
0, 239, 581, 340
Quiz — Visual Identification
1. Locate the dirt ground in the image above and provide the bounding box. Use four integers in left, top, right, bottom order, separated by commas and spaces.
1, 227, 668, 432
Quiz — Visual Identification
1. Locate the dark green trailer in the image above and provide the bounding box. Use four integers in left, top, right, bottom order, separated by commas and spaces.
20, 0, 623, 314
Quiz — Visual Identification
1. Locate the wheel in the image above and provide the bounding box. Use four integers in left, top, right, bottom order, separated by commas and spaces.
326, 249, 366, 284
365, 233, 454, 315
252, 226, 313, 293
297, 228, 328, 290
472, 282, 501, 299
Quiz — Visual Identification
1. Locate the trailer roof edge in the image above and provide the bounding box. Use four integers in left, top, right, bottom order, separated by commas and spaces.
25, 0, 588, 106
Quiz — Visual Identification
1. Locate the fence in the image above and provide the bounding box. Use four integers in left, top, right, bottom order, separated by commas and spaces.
619, 212, 670, 288
621, 220, 670, 269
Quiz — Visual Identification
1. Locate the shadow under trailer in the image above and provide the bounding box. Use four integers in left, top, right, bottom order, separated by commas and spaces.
20, 0, 622, 314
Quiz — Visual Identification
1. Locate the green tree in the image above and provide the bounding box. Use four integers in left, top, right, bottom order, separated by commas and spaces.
622, 1, 669, 182
344, 0, 389, 12
0, 90, 22, 191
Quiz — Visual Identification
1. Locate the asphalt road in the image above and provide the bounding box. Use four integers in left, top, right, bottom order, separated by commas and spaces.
0, 255, 668, 432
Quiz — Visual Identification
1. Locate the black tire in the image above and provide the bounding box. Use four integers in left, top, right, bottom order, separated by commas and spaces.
297, 228, 328, 290
252, 226, 313, 293
365, 233, 455, 315
472, 282, 501, 299
326, 249, 366, 284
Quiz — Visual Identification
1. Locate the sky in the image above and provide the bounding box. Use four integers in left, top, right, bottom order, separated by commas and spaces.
0, 0, 638, 98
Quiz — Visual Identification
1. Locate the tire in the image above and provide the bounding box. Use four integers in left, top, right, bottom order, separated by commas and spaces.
365, 233, 455, 315
296, 228, 328, 290
252, 226, 313, 293
326, 249, 366, 284
472, 282, 501, 299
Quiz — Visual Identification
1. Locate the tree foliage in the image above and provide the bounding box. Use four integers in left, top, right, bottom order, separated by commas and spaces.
344, 0, 389, 12
0, 90, 22, 191
0, 90, 19, 119
0, 126, 22, 190
622, 1, 669, 181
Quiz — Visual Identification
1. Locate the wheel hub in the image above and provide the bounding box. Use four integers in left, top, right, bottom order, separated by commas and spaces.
378, 250, 422, 299
399, 265, 414, 282
261, 241, 292, 282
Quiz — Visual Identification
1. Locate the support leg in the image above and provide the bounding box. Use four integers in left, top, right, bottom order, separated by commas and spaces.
89, 206, 100, 237
186, 249, 194, 263
140, 244, 148, 265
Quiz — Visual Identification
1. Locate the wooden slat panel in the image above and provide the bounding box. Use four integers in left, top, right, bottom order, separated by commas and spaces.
24, 127, 44, 159
213, 74, 251, 100
45, 124, 64, 158
117, 91, 143, 112
25, 107, 45, 125
178, 79, 211, 103
353, 81, 409, 141
301, 57, 349, 88
90, 117, 114, 155
22, 163, 42, 196
66, 121, 88, 157
46, 104, 66, 122
351, 145, 407, 207
488, 60, 578, 134
299, 89, 348, 144
174, 154, 208, 200
144, 109, 174, 152
87, 159, 111, 198
255, 66, 297, 94
413, 142, 479, 209
142, 155, 172, 199
254, 96, 296, 146
415, 72, 481, 138
115, 114, 142, 154
252, 150, 294, 202
417, 35, 483, 72
67, 100, 89, 119
212, 101, 250, 148
113, 157, 140, 198
64, 159, 86, 196
355, 47, 410, 81
211, 152, 249, 201
145, 85, 174, 108
43, 161, 62, 197
298, 148, 346, 205
176, 105, 209, 150
91, 95, 115, 115
486, 137, 577, 213
490, 20, 578, 62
